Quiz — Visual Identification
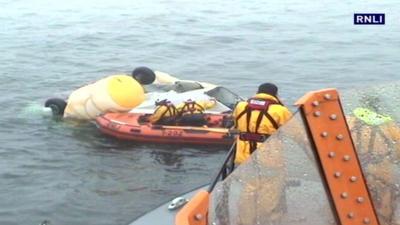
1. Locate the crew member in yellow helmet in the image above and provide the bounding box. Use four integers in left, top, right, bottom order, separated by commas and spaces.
45, 67, 155, 120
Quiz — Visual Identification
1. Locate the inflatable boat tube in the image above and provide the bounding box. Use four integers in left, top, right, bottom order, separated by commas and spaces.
96, 112, 234, 146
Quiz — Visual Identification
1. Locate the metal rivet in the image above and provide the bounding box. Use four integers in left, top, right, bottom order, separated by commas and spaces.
343, 155, 351, 161
350, 176, 358, 182
336, 134, 344, 140
330, 114, 337, 120
312, 101, 319, 107
357, 197, 365, 203
328, 152, 336, 158
347, 212, 355, 219
324, 94, 332, 100
194, 214, 203, 221
341, 192, 348, 199
321, 132, 328, 137
314, 111, 321, 117
334, 172, 341, 178
363, 218, 371, 224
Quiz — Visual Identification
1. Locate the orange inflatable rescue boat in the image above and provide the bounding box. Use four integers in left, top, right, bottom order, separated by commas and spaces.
96, 113, 235, 145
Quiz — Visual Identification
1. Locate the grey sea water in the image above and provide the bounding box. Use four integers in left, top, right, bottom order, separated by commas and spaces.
0, 0, 399, 224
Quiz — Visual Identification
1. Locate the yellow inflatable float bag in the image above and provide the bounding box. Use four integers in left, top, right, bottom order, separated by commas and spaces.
64, 75, 145, 120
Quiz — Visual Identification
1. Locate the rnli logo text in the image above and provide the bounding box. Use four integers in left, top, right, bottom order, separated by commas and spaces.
354, 13, 385, 25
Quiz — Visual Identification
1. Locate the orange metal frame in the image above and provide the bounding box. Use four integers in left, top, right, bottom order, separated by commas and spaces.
175, 190, 209, 225
176, 88, 380, 225
296, 88, 379, 225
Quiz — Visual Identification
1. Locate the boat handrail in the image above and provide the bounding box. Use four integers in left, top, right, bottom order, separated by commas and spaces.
207, 141, 237, 193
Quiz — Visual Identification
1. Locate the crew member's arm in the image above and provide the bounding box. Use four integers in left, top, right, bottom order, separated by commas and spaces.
233, 102, 246, 129
276, 106, 293, 126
